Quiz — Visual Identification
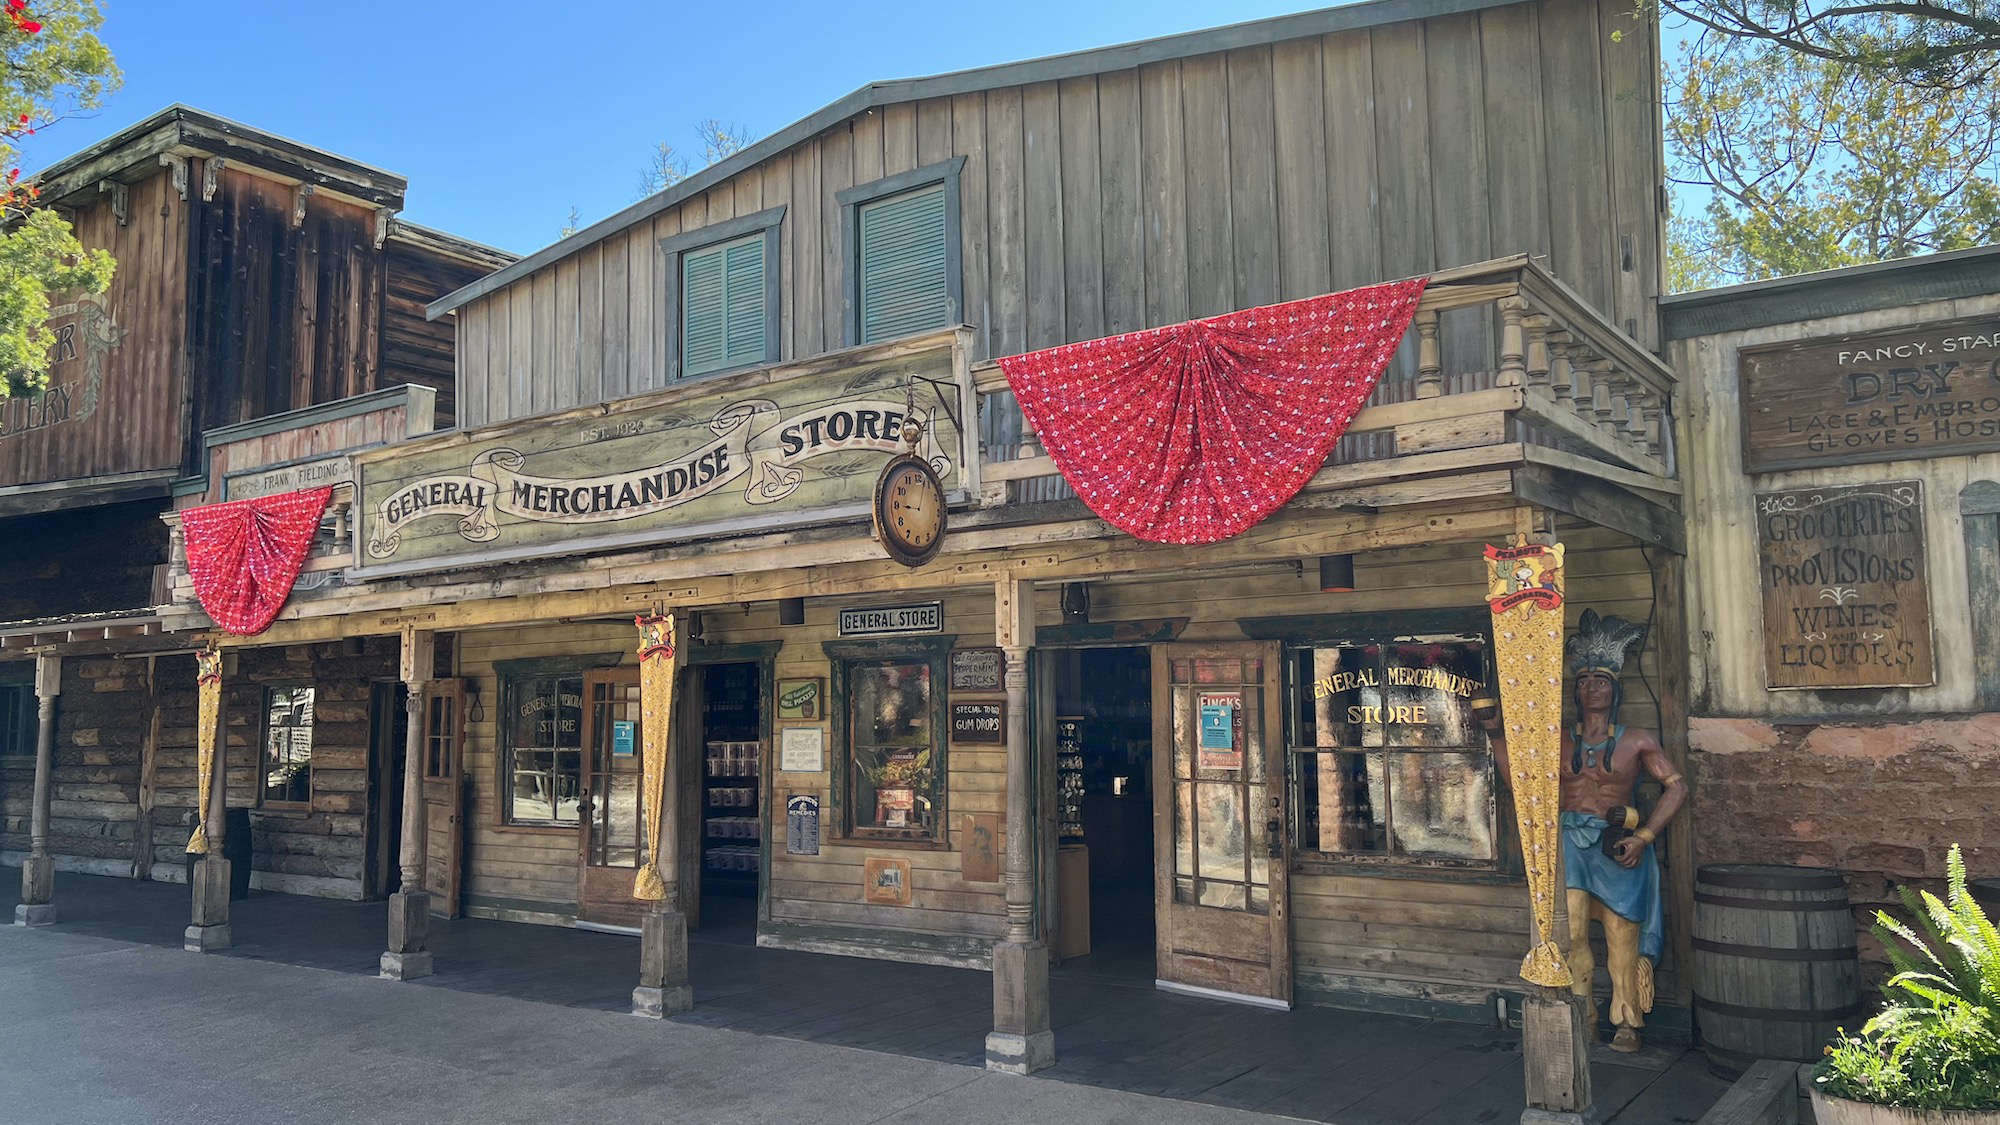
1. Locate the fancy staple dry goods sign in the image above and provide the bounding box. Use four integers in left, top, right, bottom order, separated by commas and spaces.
1739, 317, 2000, 472
1754, 480, 1934, 690
353, 341, 965, 574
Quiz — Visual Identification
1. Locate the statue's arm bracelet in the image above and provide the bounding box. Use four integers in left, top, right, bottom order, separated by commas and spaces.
1661, 773, 1684, 788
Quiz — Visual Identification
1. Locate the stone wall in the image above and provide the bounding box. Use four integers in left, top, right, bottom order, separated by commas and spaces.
1689, 713, 2000, 975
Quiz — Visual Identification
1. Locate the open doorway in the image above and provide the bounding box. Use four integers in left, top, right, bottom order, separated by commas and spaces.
696, 661, 763, 940
1049, 646, 1154, 977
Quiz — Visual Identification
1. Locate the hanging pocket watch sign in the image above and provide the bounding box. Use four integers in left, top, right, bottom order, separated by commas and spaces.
873, 415, 947, 566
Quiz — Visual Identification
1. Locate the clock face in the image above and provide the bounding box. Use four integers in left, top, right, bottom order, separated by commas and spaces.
875, 457, 946, 566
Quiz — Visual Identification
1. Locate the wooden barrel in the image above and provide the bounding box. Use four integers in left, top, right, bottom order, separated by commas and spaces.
1694, 864, 1863, 1075
1973, 877, 2000, 922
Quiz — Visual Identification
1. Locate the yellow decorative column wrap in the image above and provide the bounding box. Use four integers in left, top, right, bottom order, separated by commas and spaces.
1484, 542, 1572, 988
186, 648, 224, 855
633, 613, 678, 901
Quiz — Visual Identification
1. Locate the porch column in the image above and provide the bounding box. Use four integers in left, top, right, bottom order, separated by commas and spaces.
186, 649, 232, 952
381, 627, 433, 980
1522, 835, 1594, 1122
635, 611, 691, 1018
986, 576, 1052, 1074
14, 655, 60, 926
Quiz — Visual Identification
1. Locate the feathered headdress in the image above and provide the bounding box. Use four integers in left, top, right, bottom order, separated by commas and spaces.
1564, 609, 1646, 679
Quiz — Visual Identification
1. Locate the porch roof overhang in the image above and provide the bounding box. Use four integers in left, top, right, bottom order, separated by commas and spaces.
0, 608, 184, 657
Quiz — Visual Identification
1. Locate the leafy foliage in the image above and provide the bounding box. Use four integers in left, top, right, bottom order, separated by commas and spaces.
0, 0, 117, 396
1642, 2, 2000, 93
1665, 13, 2000, 290
1815, 845, 2000, 1111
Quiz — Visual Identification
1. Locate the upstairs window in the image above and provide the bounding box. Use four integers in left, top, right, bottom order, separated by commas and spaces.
661, 206, 785, 381
839, 158, 965, 346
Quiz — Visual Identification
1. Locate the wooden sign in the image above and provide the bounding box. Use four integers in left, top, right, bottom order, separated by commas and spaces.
1755, 481, 1935, 689
949, 647, 1006, 692
353, 339, 965, 575
863, 856, 912, 906
836, 602, 941, 636
225, 454, 353, 500
961, 813, 1000, 883
1739, 317, 2000, 473
949, 700, 1005, 743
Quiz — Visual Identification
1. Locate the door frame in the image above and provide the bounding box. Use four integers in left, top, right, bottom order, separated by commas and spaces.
683, 641, 779, 931
576, 665, 646, 930
1150, 639, 1292, 1010
419, 678, 469, 917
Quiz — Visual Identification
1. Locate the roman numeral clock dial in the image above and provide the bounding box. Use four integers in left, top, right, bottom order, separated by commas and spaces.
872, 453, 947, 567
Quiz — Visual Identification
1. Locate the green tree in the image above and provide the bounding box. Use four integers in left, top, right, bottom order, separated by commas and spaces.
1665, 13, 2000, 290
0, 0, 118, 396
1646, 2, 2000, 92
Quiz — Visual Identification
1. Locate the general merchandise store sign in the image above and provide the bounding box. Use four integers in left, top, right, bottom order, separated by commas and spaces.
1739, 316, 2000, 472
352, 338, 966, 575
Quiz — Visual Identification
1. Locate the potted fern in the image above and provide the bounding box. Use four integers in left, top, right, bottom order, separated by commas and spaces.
1812, 846, 2000, 1123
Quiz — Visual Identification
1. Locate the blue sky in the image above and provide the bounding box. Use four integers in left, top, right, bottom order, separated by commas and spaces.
22, 0, 1330, 256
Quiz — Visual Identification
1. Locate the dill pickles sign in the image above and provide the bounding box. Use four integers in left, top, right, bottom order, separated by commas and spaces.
354, 340, 966, 574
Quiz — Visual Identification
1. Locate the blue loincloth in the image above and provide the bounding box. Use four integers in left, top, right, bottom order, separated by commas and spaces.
1561, 810, 1664, 962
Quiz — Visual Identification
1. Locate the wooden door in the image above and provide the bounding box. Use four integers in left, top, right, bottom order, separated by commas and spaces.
419, 680, 466, 917
1151, 642, 1292, 1008
578, 667, 647, 929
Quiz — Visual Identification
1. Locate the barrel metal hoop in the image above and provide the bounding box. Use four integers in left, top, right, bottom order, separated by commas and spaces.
1693, 994, 1867, 1022
1695, 891, 1853, 912
1692, 936, 1855, 961
1698, 868, 1846, 891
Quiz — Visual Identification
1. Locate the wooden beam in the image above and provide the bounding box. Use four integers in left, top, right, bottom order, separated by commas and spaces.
1513, 467, 1685, 555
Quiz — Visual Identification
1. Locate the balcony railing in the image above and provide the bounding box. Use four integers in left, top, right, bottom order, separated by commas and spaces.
971, 254, 1676, 507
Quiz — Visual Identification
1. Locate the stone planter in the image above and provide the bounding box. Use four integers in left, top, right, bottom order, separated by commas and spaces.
1812, 1089, 2000, 1125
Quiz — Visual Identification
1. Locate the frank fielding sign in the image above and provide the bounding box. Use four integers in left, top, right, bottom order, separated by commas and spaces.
356, 343, 965, 572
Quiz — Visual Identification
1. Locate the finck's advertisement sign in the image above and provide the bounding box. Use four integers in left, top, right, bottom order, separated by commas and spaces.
354, 338, 966, 575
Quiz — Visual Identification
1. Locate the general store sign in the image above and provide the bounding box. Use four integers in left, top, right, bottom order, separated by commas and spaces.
1739, 317, 2000, 472
352, 338, 967, 575
837, 601, 942, 636
1754, 480, 1935, 690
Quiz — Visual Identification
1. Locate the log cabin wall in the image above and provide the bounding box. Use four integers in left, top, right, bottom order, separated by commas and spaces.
449, 0, 1662, 428
0, 499, 165, 619
0, 169, 189, 487
1669, 279, 2000, 974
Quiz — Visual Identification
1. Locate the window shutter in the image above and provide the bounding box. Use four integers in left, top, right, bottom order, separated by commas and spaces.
682, 234, 766, 377
858, 184, 948, 344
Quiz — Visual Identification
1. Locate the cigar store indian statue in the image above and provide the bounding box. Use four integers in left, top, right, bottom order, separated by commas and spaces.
1483, 610, 1687, 1052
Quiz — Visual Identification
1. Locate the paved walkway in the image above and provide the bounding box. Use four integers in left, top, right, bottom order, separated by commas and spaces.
2, 871, 1730, 1123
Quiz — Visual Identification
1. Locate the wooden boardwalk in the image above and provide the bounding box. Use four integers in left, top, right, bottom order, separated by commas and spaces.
4, 870, 1727, 1122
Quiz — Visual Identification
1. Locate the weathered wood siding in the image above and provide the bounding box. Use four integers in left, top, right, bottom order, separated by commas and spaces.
382, 243, 489, 430
456, 0, 1662, 424
0, 170, 188, 487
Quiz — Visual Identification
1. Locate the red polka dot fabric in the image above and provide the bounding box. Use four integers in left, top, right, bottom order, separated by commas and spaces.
181, 487, 333, 636
997, 279, 1428, 544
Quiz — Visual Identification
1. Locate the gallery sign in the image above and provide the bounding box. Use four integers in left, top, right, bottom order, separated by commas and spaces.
351, 337, 968, 575
0, 294, 123, 444
1754, 480, 1935, 690
1739, 317, 2000, 472
225, 455, 353, 500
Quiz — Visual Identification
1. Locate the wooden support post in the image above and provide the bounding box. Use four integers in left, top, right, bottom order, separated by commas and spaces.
15, 655, 60, 926
987, 576, 1052, 1075
185, 651, 231, 952
1522, 817, 1595, 1122
1650, 550, 1697, 1008
133, 657, 161, 880
381, 626, 434, 980
636, 612, 692, 1019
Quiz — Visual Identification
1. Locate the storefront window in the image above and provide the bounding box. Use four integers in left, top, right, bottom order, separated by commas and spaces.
260, 685, 315, 807
1289, 640, 1496, 864
504, 673, 584, 825
827, 637, 952, 844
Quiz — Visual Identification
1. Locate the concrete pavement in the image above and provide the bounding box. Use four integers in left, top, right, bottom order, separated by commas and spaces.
0, 921, 1302, 1125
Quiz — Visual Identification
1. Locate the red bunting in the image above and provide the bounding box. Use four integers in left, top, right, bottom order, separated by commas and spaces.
996, 279, 1427, 544
181, 487, 333, 636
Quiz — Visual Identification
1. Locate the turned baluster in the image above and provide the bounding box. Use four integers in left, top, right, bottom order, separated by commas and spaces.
1496, 297, 1527, 389
1523, 313, 1552, 393
1414, 310, 1443, 399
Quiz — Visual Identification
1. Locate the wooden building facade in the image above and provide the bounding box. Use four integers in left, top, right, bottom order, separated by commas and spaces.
1, 107, 511, 900
1664, 247, 2000, 974
122, 2, 1682, 1090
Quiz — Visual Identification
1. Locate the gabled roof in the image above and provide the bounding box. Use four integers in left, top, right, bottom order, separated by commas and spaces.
429, 0, 1522, 319
33, 103, 407, 211
1659, 243, 2000, 340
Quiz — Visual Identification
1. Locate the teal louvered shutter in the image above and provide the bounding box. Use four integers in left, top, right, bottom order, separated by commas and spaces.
857, 184, 948, 344
681, 233, 766, 377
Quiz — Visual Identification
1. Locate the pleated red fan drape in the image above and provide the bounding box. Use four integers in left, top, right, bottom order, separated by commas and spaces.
996, 279, 1427, 544
180, 487, 334, 636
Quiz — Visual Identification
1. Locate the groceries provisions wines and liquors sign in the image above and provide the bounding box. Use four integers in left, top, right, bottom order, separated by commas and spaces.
353, 338, 968, 574
1753, 480, 1935, 690
1739, 316, 2000, 472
